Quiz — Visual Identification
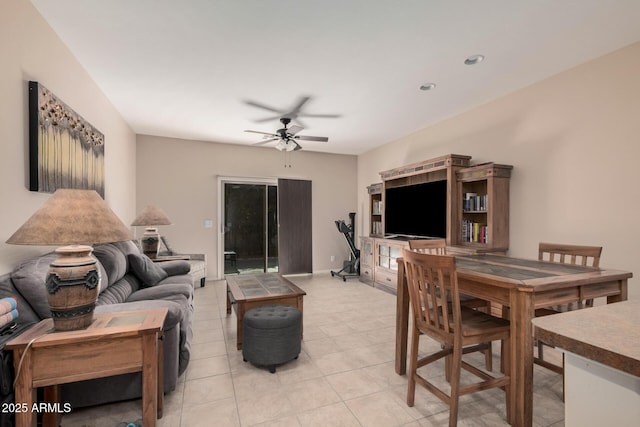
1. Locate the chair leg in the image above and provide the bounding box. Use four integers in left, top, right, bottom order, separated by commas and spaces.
445, 349, 451, 382
503, 336, 512, 425
562, 352, 566, 403
484, 342, 492, 371
538, 340, 544, 360
448, 344, 462, 427
407, 326, 420, 407
500, 304, 509, 373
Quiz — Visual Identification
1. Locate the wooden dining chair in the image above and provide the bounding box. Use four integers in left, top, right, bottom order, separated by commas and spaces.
401, 249, 511, 427
538, 242, 602, 308
407, 238, 447, 255
408, 239, 494, 371
535, 242, 603, 375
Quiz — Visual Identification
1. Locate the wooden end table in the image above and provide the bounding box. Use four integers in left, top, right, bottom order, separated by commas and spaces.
6, 308, 167, 427
226, 273, 306, 350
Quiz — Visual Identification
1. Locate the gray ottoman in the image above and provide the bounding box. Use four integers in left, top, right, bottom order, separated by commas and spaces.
242, 304, 302, 373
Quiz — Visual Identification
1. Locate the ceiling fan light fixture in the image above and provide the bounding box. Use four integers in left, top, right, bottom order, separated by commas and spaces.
464, 54, 485, 65
275, 140, 288, 151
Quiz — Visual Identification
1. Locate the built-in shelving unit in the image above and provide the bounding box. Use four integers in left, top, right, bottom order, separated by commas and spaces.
361, 154, 512, 292
455, 163, 512, 251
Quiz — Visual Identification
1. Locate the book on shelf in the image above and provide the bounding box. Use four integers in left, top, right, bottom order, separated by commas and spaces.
461, 219, 488, 244
371, 221, 382, 235
463, 193, 488, 212
372, 200, 383, 215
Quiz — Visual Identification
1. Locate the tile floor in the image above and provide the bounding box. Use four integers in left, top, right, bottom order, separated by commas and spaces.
61, 273, 564, 426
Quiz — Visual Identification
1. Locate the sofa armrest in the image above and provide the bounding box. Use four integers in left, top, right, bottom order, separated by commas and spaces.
186, 257, 206, 288
155, 259, 191, 276
186, 253, 205, 261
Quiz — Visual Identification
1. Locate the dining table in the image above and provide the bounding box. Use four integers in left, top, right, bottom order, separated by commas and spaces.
394, 253, 633, 427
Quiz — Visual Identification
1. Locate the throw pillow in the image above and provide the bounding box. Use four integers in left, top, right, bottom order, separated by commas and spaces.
127, 254, 168, 287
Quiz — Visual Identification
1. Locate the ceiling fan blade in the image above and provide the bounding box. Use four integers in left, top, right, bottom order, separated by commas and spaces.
252, 138, 278, 146
245, 130, 278, 137
298, 113, 342, 119
288, 125, 304, 135
293, 141, 303, 151
288, 96, 311, 115
243, 100, 283, 114
254, 115, 283, 123
295, 135, 329, 142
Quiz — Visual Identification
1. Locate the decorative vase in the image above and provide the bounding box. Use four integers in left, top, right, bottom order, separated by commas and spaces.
46, 245, 100, 331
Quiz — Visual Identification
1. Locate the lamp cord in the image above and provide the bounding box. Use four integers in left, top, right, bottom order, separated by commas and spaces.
13, 329, 52, 390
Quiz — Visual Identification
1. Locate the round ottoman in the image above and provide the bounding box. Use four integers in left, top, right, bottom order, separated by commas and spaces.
242, 304, 302, 373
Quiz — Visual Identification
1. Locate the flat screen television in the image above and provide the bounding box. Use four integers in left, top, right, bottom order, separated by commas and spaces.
384, 180, 447, 238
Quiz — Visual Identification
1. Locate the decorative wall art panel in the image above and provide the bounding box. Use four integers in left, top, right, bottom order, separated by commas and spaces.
28, 81, 105, 198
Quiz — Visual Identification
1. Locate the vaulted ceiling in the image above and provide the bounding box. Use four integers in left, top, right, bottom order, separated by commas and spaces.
31, 0, 640, 155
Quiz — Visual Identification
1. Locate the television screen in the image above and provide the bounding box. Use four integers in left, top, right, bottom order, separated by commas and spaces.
384, 180, 447, 238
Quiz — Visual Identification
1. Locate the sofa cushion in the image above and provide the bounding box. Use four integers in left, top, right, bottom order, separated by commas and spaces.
112, 240, 141, 258
157, 274, 193, 288
127, 282, 193, 303
10, 252, 56, 319
128, 254, 168, 287
93, 244, 127, 287
96, 274, 141, 305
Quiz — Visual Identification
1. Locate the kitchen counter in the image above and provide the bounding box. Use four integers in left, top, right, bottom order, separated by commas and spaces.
532, 299, 640, 427
532, 300, 640, 376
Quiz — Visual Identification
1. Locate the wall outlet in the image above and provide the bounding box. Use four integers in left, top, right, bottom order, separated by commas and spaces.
330, 255, 335, 262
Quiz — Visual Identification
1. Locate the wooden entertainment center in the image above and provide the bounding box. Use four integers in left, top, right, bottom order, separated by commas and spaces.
360, 154, 512, 293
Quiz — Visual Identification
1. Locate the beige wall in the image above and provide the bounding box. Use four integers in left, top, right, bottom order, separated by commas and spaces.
136, 135, 357, 278
0, 1, 137, 274
358, 42, 640, 300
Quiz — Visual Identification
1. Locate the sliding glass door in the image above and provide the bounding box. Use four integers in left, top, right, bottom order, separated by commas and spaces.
223, 181, 278, 275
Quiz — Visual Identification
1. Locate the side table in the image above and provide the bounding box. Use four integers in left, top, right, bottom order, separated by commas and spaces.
6, 308, 167, 427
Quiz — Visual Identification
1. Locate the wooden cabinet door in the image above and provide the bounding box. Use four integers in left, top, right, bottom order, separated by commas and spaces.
277, 179, 312, 274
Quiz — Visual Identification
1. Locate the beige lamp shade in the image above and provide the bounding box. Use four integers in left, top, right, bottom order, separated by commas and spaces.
131, 205, 172, 227
6, 189, 133, 246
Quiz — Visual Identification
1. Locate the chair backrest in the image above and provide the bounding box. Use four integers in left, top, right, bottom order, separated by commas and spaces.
408, 239, 447, 255
538, 242, 602, 268
401, 248, 460, 340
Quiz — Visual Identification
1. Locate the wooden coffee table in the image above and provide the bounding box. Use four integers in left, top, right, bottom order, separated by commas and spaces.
6, 308, 167, 427
226, 273, 306, 350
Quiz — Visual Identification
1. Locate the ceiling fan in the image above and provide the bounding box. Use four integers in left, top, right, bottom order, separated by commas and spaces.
245, 117, 329, 151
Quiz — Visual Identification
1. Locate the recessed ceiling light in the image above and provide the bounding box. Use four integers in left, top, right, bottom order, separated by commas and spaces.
419, 83, 436, 91
464, 54, 485, 65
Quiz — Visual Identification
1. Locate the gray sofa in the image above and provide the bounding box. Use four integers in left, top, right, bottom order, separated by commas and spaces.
0, 240, 193, 408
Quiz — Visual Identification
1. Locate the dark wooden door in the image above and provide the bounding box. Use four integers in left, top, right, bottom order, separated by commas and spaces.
278, 178, 312, 274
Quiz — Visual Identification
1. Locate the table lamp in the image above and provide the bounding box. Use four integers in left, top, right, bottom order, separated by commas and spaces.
131, 205, 172, 259
6, 189, 134, 331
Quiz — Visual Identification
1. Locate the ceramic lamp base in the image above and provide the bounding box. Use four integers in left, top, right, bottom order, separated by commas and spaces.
141, 227, 160, 259
46, 245, 100, 331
